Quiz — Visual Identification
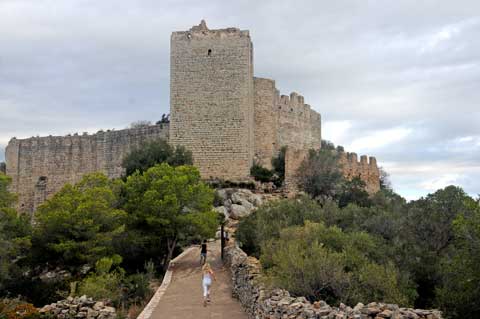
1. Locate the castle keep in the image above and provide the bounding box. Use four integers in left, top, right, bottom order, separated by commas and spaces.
4, 21, 379, 214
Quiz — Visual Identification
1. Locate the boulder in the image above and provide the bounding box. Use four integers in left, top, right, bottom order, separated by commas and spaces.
230, 204, 250, 219
216, 189, 228, 201
214, 206, 229, 219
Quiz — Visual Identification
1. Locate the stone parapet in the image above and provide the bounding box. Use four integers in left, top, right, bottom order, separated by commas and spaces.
224, 244, 442, 319
338, 151, 380, 194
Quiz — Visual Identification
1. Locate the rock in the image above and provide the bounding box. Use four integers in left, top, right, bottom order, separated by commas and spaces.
216, 189, 228, 201
378, 309, 393, 318
78, 295, 88, 303
101, 306, 115, 313
353, 303, 364, 312
39, 305, 53, 313
223, 199, 232, 208
87, 309, 99, 318
79, 264, 92, 275
250, 193, 263, 206
93, 301, 104, 310
230, 204, 250, 219
214, 206, 229, 219
231, 192, 246, 205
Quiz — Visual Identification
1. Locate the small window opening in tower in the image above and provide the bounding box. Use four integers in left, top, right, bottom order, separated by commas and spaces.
207, 49, 212, 56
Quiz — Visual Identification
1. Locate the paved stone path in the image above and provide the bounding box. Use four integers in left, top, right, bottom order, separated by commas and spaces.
150, 241, 248, 319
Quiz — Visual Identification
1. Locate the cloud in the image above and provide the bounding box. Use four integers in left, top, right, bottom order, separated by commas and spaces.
348, 127, 413, 152
0, 0, 479, 199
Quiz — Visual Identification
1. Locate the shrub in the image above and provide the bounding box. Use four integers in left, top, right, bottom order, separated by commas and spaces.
77, 256, 124, 304
250, 163, 273, 183
122, 139, 192, 177
0, 299, 41, 319
236, 196, 326, 259
264, 222, 411, 305
297, 149, 344, 199
271, 146, 287, 186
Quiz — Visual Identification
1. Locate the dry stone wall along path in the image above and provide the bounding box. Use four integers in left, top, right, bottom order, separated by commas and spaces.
150, 241, 248, 319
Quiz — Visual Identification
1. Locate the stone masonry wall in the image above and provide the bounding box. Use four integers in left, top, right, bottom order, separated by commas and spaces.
284, 148, 380, 195
338, 152, 380, 194
225, 244, 442, 319
253, 78, 278, 169
170, 20, 255, 180
5, 124, 168, 215
254, 77, 322, 168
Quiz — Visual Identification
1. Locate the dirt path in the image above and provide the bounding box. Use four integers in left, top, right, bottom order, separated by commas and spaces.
150, 241, 248, 319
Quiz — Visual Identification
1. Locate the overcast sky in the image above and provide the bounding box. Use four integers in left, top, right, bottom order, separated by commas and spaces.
1, 0, 479, 200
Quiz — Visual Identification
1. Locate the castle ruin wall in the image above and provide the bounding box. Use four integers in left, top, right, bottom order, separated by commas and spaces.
253, 77, 322, 168
6, 124, 169, 214
284, 148, 380, 195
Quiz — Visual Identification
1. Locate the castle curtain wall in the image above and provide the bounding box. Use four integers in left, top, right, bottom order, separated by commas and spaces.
253, 77, 322, 168
6, 124, 168, 214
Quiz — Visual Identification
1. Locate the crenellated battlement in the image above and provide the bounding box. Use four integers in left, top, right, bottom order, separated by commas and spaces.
338, 151, 380, 193
253, 77, 322, 168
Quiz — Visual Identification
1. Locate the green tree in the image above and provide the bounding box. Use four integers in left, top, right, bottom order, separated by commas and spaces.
436, 199, 480, 318
0, 173, 31, 293
124, 164, 217, 270
338, 176, 371, 208
379, 167, 392, 190
33, 173, 127, 267
400, 186, 475, 308
297, 149, 344, 199
0, 173, 16, 208
122, 139, 192, 177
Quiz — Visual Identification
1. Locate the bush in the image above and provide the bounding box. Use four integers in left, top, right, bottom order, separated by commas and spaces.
77, 256, 124, 304
271, 146, 286, 186
297, 149, 344, 199
236, 196, 324, 260
250, 163, 273, 183
0, 299, 42, 319
122, 139, 192, 177
264, 222, 411, 305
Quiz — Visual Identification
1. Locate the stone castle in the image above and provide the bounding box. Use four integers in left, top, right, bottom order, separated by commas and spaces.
4, 21, 379, 214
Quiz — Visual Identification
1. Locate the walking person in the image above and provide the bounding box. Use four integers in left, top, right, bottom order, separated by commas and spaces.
201, 262, 216, 307
200, 239, 207, 265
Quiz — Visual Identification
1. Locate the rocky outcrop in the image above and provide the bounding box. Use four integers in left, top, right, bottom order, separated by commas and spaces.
39, 296, 116, 319
215, 188, 263, 220
224, 245, 442, 319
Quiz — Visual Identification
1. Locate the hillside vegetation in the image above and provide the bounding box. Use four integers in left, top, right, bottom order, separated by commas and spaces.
237, 144, 480, 319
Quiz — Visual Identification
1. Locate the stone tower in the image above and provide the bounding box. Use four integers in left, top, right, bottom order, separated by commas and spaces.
169, 20, 255, 180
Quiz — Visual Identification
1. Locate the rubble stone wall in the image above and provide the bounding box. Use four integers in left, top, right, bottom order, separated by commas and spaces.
224, 244, 442, 319
5, 124, 168, 215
